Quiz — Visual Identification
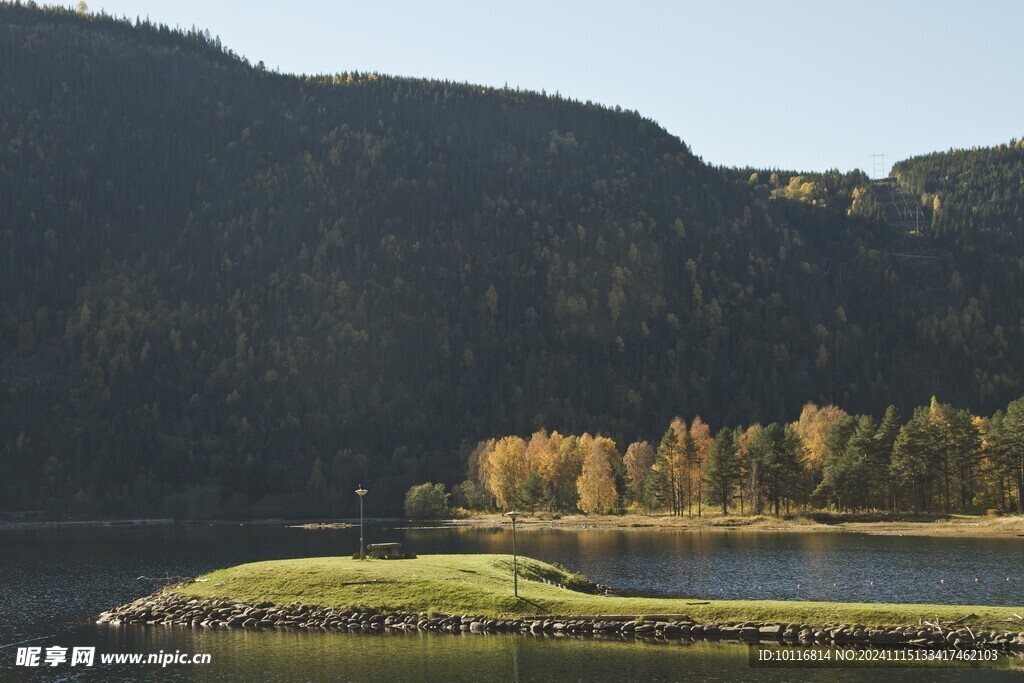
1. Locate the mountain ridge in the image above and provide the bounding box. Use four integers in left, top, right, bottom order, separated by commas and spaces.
1, 3, 1020, 516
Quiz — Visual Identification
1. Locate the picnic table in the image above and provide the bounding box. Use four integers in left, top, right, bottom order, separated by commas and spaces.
358, 542, 417, 560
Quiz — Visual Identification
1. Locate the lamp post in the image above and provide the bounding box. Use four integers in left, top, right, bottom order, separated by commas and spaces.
506, 510, 521, 597
356, 485, 367, 560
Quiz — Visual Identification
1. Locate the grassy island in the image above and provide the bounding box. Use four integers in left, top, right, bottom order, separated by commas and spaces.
174, 554, 1022, 629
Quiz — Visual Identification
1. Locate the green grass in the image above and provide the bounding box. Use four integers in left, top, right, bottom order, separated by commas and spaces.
176, 554, 1023, 629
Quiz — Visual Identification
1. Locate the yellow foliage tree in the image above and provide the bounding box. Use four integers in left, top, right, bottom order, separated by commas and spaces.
526, 429, 556, 484
525, 429, 560, 507
687, 416, 712, 516
484, 435, 528, 509
470, 438, 496, 490
576, 436, 619, 514
554, 433, 585, 508
623, 440, 654, 495
794, 402, 847, 502
794, 402, 848, 470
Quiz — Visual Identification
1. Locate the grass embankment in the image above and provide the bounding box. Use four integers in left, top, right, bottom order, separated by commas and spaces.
177, 554, 1023, 629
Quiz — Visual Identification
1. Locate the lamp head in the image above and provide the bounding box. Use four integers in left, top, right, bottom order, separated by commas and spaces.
355, 485, 367, 497
505, 510, 521, 521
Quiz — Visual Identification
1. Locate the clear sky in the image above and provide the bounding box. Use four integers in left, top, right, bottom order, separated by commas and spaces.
78, 0, 1023, 174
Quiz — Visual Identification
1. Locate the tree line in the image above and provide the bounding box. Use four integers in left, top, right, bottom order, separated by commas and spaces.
444, 396, 1023, 516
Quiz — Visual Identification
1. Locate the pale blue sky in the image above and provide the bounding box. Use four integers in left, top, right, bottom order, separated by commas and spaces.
79, 0, 1023, 174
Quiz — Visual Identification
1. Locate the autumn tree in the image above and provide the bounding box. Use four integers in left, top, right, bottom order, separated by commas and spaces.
470, 439, 497, 506
669, 418, 690, 516
552, 434, 586, 510
484, 436, 528, 510
794, 402, 848, 503
623, 440, 655, 506
576, 436, 619, 514
525, 429, 558, 508
687, 416, 712, 516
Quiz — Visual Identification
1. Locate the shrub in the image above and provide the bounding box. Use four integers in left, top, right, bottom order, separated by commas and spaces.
404, 483, 450, 519
455, 479, 490, 511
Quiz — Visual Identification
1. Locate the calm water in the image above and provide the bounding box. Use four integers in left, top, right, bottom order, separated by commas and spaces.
1, 523, 1022, 681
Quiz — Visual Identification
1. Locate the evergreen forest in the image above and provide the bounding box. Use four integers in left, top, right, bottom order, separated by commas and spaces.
1, 4, 1022, 517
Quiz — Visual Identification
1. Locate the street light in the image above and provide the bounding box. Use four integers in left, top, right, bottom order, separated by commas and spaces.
506, 510, 521, 597
356, 485, 368, 560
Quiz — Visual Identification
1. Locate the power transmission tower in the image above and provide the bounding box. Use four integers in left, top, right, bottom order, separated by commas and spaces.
871, 153, 888, 180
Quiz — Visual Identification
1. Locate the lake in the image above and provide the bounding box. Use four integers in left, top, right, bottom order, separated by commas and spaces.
1, 523, 1022, 681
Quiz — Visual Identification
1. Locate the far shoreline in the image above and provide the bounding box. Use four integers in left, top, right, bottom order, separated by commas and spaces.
5, 512, 1023, 538
434, 512, 1024, 538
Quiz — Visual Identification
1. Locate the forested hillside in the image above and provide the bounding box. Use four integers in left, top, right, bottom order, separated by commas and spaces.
894, 141, 1024, 250
0, 4, 1021, 517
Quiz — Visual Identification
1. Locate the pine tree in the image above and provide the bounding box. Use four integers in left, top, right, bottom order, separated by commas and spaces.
873, 405, 901, 510
735, 424, 763, 514
755, 423, 801, 516
929, 396, 955, 513
891, 407, 937, 512
655, 426, 681, 515
703, 427, 739, 515
949, 408, 981, 510
1000, 398, 1024, 513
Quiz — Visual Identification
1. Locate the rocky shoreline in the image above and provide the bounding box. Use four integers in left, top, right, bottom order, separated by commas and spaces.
98, 591, 1024, 653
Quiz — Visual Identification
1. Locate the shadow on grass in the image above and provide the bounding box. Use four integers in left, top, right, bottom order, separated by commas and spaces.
515, 597, 548, 613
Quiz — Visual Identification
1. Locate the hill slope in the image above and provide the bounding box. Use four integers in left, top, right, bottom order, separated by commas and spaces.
0, 5, 1021, 516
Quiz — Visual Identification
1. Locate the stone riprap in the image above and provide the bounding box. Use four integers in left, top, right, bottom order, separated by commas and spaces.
98, 591, 1024, 652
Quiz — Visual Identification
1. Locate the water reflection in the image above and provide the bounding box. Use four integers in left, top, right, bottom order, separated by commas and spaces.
421, 526, 1024, 606
10, 624, 1021, 682
1, 524, 1022, 681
